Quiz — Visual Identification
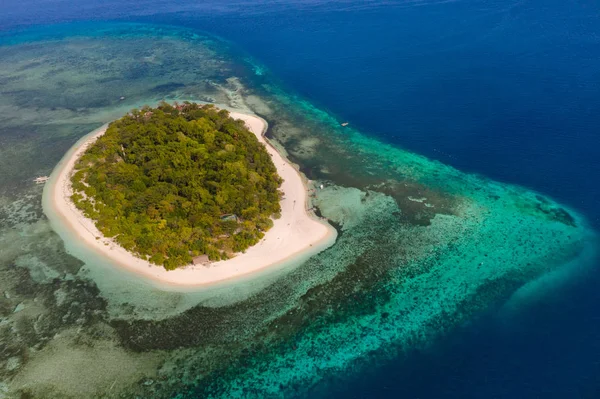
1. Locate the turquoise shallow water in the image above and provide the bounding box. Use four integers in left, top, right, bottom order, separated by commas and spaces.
0, 23, 596, 398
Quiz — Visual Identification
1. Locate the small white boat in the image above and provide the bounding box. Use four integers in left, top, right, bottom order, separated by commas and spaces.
341, 122, 349, 127
34, 176, 49, 184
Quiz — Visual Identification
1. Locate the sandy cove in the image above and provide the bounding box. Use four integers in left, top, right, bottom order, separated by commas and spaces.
44, 110, 336, 286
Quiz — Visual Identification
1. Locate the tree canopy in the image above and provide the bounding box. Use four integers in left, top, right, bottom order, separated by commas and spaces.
71, 102, 282, 270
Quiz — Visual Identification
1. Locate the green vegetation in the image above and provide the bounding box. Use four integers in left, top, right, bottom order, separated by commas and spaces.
71, 102, 282, 270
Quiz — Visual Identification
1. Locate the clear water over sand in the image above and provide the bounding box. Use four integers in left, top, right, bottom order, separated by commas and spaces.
0, 23, 595, 398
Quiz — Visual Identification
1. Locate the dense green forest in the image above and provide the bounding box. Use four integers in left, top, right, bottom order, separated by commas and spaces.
71, 102, 282, 270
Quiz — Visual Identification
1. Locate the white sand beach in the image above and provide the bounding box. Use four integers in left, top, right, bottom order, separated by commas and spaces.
45, 110, 336, 286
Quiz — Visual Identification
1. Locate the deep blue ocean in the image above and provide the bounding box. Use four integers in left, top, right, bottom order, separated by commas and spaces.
2, 0, 600, 397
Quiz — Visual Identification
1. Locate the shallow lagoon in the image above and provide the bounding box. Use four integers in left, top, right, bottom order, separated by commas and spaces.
0, 23, 595, 398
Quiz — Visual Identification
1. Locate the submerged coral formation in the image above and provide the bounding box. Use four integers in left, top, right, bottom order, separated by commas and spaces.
0, 23, 594, 398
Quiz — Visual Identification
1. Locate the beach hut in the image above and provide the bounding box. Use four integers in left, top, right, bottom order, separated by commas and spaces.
220, 214, 239, 222
192, 255, 210, 266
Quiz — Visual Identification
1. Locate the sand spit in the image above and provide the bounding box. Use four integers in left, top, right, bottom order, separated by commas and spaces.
44, 110, 336, 287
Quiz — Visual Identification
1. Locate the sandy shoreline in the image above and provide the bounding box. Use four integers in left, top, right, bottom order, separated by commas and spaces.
44, 110, 336, 287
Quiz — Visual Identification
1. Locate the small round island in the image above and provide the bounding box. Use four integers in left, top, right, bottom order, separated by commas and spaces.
44, 101, 336, 288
